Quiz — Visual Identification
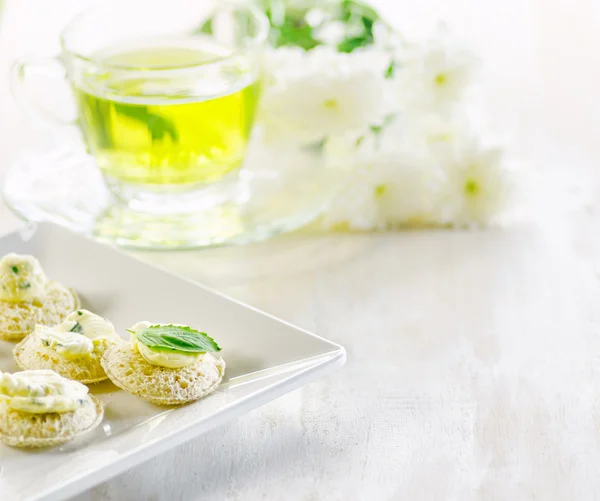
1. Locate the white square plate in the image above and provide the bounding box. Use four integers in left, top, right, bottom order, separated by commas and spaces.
0, 223, 345, 501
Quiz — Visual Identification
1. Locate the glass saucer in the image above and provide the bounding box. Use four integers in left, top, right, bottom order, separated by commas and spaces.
2, 143, 342, 249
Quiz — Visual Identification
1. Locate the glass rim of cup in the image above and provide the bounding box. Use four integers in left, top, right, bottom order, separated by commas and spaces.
58, 0, 270, 72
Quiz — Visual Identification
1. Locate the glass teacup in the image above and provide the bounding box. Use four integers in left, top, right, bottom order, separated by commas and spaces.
12, 0, 268, 246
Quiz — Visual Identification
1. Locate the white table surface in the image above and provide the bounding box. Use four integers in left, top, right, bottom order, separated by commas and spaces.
3, 1, 600, 500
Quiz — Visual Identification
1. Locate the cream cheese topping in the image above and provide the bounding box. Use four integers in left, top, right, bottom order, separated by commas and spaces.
129, 321, 204, 369
35, 309, 119, 359
0, 253, 48, 303
0, 369, 89, 414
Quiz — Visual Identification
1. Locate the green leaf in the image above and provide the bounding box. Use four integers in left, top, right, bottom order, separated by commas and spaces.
70, 322, 83, 333
385, 60, 396, 79
361, 14, 374, 33
338, 36, 371, 53
77, 310, 83, 316
382, 113, 396, 126
335, 0, 379, 52
272, 18, 320, 50
196, 19, 213, 35
341, 0, 379, 22
11, 266, 18, 274
136, 325, 221, 354
262, 0, 382, 51
114, 104, 179, 142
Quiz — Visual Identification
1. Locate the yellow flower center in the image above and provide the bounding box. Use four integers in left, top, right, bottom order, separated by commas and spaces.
323, 99, 339, 111
464, 179, 479, 196
429, 133, 452, 143
434, 73, 447, 86
374, 184, 387, 197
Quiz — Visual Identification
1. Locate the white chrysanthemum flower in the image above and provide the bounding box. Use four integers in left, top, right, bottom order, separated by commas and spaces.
322, 127, 442, 230
253, 26, 513, 233
321, 157, 441, 230
397, 35, 479, 111
259, 46, 389, 144
429, 140, 512, 227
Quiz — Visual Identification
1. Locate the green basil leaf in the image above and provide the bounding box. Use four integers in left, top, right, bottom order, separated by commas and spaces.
136, 325, 221, 353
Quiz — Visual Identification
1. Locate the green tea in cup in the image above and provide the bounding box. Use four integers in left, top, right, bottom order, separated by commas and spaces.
75, 38, 261, 187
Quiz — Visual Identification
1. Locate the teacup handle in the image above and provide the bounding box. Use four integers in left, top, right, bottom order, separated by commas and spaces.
10, 56, 78, 127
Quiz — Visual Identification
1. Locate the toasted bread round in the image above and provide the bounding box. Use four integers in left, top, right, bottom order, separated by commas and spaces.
13, 334, 119, 384
101, 343, 225, 405
0, 394, 103, 448
0, 281, 80, 342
